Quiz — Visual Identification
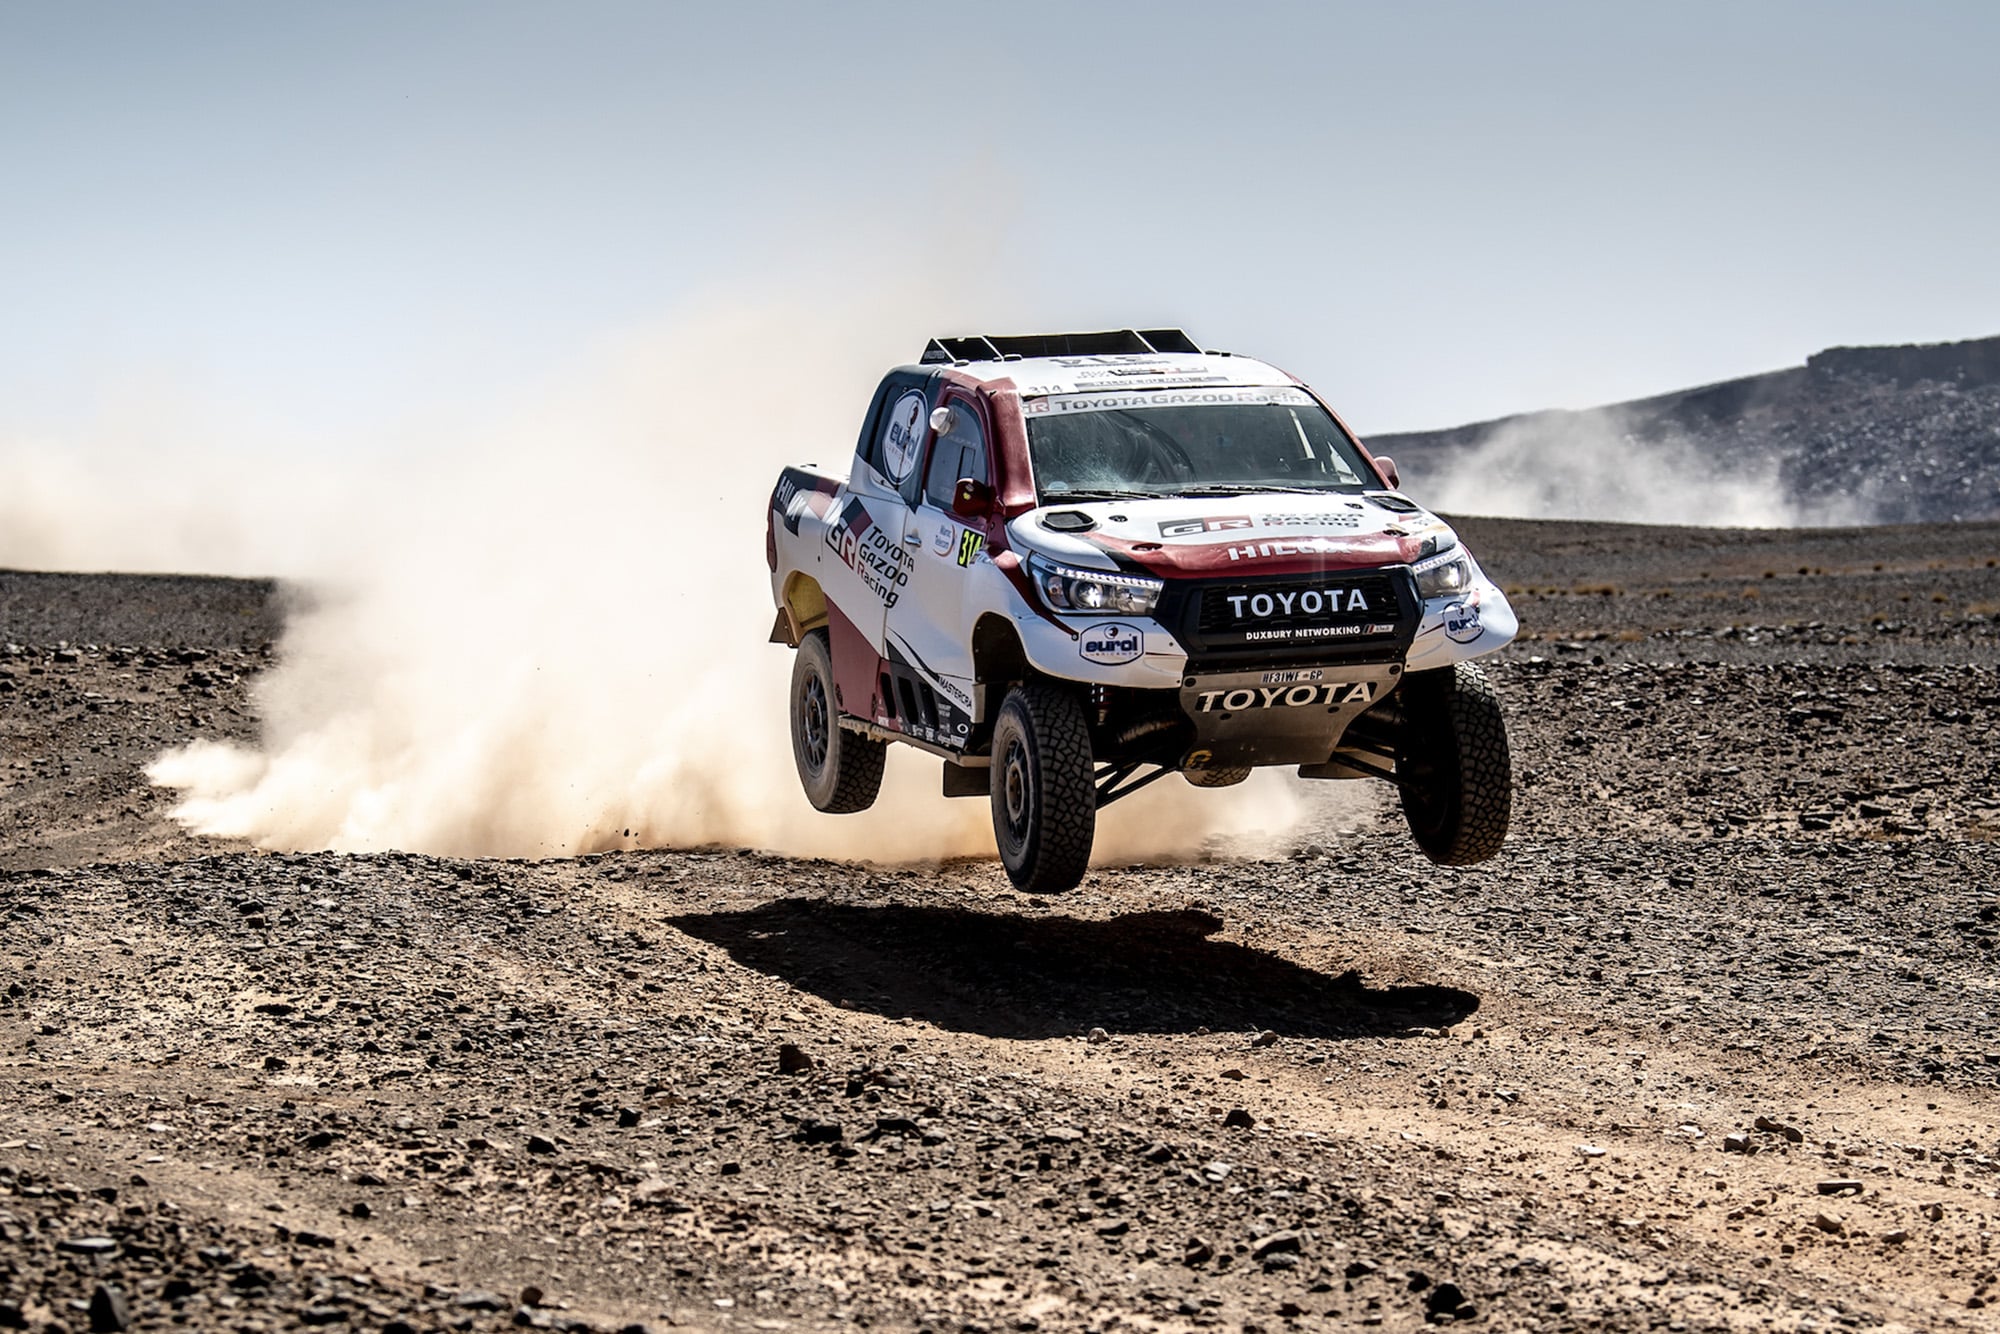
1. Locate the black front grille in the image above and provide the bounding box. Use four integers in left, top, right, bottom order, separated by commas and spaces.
1160, 568, 1419, 666
1197, 574, 1400, 638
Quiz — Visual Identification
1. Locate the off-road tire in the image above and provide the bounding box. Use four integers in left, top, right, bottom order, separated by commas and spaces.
1396, 661, 1511, 865
1183, 765, 1252, 788
990, 683, 1096, 893
791, 630, 886, 814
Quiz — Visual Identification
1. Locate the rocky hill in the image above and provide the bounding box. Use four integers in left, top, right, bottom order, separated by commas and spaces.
1370, 333, 2000, 524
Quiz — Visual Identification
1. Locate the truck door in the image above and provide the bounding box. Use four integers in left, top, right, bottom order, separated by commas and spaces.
880, 387, 991, 749
818, 370, 934, 729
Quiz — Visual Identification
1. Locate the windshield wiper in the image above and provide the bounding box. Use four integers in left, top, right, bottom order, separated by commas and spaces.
1176, 483, 1334, 496
1041, 488, 1162, 502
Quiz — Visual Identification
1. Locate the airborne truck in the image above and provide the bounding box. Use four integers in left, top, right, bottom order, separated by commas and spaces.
765, 331, 1517, 892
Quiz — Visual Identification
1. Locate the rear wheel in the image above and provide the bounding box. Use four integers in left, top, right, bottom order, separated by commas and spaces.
990, 683, 1096, 893
791, 629, 885, 813
1183, 765, 1251, 788
1396, 662, 1511, 864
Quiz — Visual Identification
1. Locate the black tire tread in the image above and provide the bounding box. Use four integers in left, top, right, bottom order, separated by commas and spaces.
1399, 661, 1511, 865
792, 631, 886, 814
992, 683, 1096, 893
819, 724, 888, 814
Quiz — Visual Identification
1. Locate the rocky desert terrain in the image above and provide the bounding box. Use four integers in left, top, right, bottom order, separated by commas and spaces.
4, 518, 1999, 1334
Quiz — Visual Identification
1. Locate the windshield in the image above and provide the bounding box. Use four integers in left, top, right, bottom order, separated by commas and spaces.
1023, 387, 1375, 502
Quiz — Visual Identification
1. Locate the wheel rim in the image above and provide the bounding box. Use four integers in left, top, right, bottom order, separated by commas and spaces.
801, 672, 830, 772
1398, 736, 1449, 837
1001, 735, 1030, 840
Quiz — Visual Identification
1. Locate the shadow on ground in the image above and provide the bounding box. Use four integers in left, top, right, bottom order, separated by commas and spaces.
667, 901, 1477, 1039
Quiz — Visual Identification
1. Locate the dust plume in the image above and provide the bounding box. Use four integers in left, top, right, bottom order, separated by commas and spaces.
1414, 408, 1868, 527
0, 432, 352, 578
120, 295, 1309, 866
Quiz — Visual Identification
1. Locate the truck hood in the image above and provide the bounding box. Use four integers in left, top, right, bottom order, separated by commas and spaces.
1008, 492, 1454, 578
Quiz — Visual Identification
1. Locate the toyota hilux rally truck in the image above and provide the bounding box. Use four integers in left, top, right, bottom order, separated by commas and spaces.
766, 330, 1515, 893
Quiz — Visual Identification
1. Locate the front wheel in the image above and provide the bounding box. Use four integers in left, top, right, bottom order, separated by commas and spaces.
1396, 661, 1511, 865
990, 683, 1096, 893
791, 629, 886, 813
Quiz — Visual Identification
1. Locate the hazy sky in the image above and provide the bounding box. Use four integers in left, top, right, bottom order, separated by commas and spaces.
4, 0, 1996, 447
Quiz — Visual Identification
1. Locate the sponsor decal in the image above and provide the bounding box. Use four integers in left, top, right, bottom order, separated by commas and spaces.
1194, 680, 1378, 713
884, 636, 976, 717
1444, 599, 1484, 644
1079, 621, 1143, 666
773, 474, 803, 515
881, 389, 927, 483
1225, 539, 1360, 560
1242, 623, 1397, 643
883, 718, 971, 748
931, 523, 952, 556
825, 498, 913, 608
1160, 515, 1252, 537
774, 471, 837, 535
1225, 587, 1369, 620
955, 528, 984, 567
1023, 386, 1312, 414
1160, 513, 1365, 539
783, 490, 813, 534
1256, 511, 1364, 530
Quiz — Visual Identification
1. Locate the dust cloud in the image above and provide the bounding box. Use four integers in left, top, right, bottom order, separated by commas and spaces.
1415, 409, 1867, 527
0, 434, 349, 578
81, 296, 1318, 866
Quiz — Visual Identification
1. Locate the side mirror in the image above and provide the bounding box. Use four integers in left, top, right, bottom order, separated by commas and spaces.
1373, 454, 1400, 489
951, 478, 994, 519
929, 405, 958, 435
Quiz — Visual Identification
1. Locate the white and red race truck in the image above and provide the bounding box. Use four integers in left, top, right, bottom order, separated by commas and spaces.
766, 330, 1516, 892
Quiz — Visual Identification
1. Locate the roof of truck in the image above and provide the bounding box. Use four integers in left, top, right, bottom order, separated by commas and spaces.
915, 329, 1301, 399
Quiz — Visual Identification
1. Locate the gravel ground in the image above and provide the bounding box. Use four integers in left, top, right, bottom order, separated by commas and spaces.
4, 520, 1999, 1333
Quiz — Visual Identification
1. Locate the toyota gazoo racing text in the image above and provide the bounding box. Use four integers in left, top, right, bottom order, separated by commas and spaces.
766, 330, 1516, 892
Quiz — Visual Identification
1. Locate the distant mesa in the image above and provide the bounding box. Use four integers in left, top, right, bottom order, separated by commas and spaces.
1805, 335, 2000, 389
1371, 332, 2000, 525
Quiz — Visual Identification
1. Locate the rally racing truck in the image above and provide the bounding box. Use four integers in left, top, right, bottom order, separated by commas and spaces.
766, 330, 1516, 893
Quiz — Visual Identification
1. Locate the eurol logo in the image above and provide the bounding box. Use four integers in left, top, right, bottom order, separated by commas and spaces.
1079, 621, 1143, 665
1444, 598, 1484, 643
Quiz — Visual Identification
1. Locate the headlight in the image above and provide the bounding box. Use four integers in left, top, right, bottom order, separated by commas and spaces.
1413, 549, 1473, 600
1029, 556, 1163, 616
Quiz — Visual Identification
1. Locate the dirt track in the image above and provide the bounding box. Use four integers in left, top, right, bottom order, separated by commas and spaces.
3, 519, 1999, 1334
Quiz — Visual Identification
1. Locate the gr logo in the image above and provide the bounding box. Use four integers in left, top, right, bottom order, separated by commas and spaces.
1079, 621, 1143, 665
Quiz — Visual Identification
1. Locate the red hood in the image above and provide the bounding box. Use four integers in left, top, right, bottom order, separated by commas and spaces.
1010, 494, 1449, 578
1084, 528, 1425, 577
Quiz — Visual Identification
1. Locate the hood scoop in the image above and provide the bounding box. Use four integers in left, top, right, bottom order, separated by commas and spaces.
1041, 510, 1097, 533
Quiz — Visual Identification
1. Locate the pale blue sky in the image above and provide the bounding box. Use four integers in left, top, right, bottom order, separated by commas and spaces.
3, 0, 1996, 447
